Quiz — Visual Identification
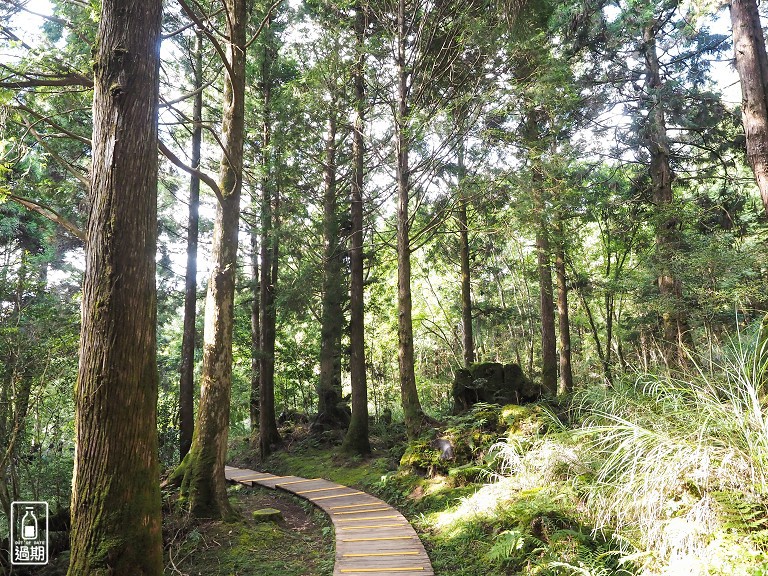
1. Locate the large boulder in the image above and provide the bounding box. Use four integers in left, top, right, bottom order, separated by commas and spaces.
452, 362, 541, 413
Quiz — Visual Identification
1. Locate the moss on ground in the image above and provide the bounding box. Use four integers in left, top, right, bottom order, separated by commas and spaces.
163, 484, 333, 576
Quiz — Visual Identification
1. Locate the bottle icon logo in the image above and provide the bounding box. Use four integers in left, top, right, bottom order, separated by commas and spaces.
21, 507, 38, 540
10, 501, 48, 565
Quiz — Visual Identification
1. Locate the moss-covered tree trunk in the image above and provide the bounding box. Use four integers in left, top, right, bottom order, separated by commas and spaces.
180, 0, 246, 519
343, 1, 372, 455
68, 0, 163, 571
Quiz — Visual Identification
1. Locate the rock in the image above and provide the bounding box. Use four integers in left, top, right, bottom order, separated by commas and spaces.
252, 508, 283, 523
429, 438, 455, 460
452, 362, 541, 413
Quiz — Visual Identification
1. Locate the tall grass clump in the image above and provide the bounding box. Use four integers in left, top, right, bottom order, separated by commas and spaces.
572, 324, 768, 573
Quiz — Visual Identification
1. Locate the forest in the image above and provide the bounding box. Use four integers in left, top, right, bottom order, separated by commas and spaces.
3, 0, 768, 574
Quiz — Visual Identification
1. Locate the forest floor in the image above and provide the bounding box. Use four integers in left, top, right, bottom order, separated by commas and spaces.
26, 390, 768, 575
162, 483, 334, 576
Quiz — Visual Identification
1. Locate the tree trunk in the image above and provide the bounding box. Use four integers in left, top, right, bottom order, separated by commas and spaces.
68, 0, 163, 570
457, 135, 475, 367
396, 0, 426, 439
316, 103, 346, 430
535, 222, 557, 395
250, 219, 260, 439
259, 22, 282, 457
643, 23, 693, 365
554, 218, 573, 395
180, 0, 246, 520
343, 2, 371, 455
730, 0, 768, 215
179, 30, 203, 462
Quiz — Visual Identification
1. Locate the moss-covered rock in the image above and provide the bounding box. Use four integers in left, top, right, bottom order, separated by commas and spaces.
252, 508, 283, 523
400, 441, 446, 476
447, 464, 485, 486
500, 404, 547, 436
453, 362, 541, 413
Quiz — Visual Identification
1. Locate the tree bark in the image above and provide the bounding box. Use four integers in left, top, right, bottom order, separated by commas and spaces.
457, 135, 475, 367
316, 102, 346, 430
730, 0, 768, 215
180, 0, 246, 520
554, 218, 573, 395
343, 2, 371, 455
396, 0, 427, 439
250, 219, 261, 438
179, 30, 203, 462
643, 23, 693, 365
68, 0, 163, 570
259, 21, 282, 457
535, 216, 557, 395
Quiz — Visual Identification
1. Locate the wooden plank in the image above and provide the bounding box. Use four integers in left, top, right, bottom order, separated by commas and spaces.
297, 485, 349, 494
339, 568, 425, 573
331, 502, 388, 510
339, 522, 408, 530
337, 515, 400, 522
343, 552, 420, 558
276, 478, 324, 486
310, 491, 364, 501
333, 508, 392, 515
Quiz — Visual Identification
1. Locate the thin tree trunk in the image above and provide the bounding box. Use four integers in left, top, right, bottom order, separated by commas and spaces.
250, 220, 260, 439
535, 222, 557, 395
555, 218, 573, 394
343, 2, 371, 455
457, 135, 475, 367
179, 30, 203, 462
68, 0, 163, 569
259, 21, 282, 457
643, 23, 693, 365
730, 0, 768, 215
181, 0, 246, 519
396, 0, 426, 439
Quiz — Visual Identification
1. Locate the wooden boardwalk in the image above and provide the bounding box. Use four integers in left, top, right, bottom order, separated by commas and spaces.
225, 465, 434, 576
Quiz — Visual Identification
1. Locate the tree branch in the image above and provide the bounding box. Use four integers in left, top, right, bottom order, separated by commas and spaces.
158, 139, 223, 202
244, 0, 283, 50
175, 0, 234, 81
15, 103, 92, 147
22, 119, 91, 191
6, 193, 86, 242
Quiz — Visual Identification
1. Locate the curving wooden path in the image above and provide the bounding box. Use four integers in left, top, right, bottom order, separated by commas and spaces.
225, 465, 434, 576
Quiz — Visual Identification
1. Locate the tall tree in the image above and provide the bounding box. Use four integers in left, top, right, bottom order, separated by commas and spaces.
456, 132, 475, 367
258, 14, 282, 457
729, 0, 768, 215
554, 215, 573, 394
68, 0, 163, 570
179, 30, 204, 462
343, 1, 372, 455
316, 87, 348, 430
641, 19, 694, 364
393, 0, 428, 438
176, 0, 247, 518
